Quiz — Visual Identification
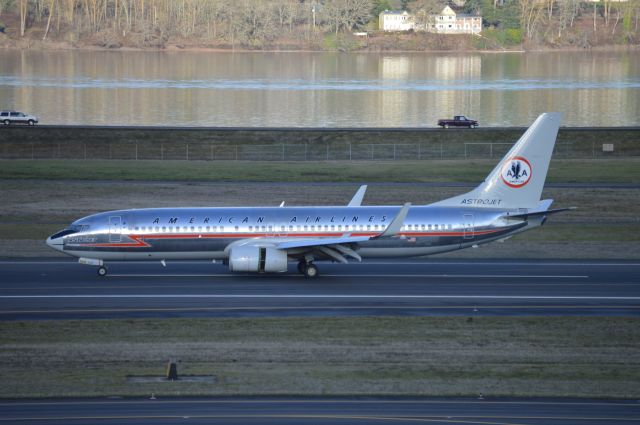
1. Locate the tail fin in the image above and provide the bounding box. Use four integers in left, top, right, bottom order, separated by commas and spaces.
431, 112, 562, 210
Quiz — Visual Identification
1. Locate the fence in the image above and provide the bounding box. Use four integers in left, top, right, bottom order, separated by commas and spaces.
1, 127, 638, 161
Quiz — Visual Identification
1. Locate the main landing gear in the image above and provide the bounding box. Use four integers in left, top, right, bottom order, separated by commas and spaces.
297, 261, 319, 279
97, 266, 108, 277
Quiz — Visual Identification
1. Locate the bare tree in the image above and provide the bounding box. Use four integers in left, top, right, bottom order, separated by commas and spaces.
519, 0, 544, 40
410, 0, 445, 30
19, 0, 28, 36
557, 0, 579, 38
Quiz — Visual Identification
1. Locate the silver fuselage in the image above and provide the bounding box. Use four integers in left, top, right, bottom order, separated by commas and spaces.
47, 205, 537, 261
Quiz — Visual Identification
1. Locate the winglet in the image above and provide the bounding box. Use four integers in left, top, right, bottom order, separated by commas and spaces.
376, 203, 411, 238
348, 185, 368, 207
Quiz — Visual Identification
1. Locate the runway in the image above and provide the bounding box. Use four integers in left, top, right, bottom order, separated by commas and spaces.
1, 259, 638, 319
1, 397, 639, 425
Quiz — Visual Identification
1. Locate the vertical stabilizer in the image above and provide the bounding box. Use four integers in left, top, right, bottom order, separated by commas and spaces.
431, 112, 562, 210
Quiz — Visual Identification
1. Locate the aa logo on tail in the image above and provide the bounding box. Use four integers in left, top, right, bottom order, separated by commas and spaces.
501, 156, 532, 188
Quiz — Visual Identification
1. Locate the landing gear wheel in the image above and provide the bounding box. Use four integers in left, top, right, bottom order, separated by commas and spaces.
97, 266, 108, 277
3, 120, 9, 126
304, 263, 318, 279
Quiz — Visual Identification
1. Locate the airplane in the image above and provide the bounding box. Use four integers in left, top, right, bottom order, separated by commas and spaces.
46, 112, 572, 278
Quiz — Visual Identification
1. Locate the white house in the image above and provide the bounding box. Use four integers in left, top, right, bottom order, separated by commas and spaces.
431, 6, 482, 35
379, 10, 414, 32
379, 8, 481, 35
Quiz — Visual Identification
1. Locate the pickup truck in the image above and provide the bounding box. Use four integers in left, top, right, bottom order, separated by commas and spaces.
437, 115, 478, 128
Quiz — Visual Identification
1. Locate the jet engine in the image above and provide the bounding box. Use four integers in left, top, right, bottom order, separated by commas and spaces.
228, 245, 288, 273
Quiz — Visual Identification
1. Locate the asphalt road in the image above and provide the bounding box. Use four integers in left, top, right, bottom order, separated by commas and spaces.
1, 397, 639, 425
0, 259, 638, 319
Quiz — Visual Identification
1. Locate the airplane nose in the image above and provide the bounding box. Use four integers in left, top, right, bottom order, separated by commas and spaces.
46, 235, 63, 251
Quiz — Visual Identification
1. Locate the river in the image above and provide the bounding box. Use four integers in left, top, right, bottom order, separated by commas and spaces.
0, 50, 638, 127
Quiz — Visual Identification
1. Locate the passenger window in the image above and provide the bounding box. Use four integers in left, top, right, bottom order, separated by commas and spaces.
206, 226, 210, 231
234, 226, 239, 231
338, 225, 342, 231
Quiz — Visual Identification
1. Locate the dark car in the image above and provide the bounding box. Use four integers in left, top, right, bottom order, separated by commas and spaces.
438, 115, 478, 128
1, 110, 39, 126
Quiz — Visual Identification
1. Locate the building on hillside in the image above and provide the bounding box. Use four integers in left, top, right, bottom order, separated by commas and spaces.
379, 7, 481, 35
379, 10, 414, 32
431, 6, 482, 35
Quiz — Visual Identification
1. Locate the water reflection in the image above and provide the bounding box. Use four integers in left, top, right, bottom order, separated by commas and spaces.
0, 50, 638, 126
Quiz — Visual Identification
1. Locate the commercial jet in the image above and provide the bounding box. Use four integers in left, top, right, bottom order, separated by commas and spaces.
47, 113, 572, 278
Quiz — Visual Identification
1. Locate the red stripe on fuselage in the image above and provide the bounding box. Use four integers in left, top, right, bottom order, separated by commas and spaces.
76, 228, 504, 249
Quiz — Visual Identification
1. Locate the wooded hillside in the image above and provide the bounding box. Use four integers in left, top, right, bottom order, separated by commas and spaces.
0, 0, 638, 50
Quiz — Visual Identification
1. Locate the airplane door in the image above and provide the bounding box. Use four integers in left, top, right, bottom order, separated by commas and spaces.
109, 216, 122, 243
463, 214, 474, 241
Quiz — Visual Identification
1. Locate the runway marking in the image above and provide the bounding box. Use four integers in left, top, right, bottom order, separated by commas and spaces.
1, 260, 639, 267
1, 413, 638, 425
1, 294, 638, 300
105, 273, 590, 279
1, 305, 638, 316
4, 398, 639, 407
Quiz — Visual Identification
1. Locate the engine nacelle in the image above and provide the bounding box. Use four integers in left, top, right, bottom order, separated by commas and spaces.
228, 245, 288, 273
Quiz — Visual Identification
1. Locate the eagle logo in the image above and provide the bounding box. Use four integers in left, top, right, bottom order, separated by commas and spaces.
501, 156, 532, 188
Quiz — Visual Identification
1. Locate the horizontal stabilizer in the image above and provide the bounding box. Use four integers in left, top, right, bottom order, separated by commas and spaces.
502, 207, 576, 220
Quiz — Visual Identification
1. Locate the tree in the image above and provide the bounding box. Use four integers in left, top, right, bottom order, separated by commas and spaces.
0, 0, 16, 17
371, 0, 391, 17
409, 0, 445, 29
519, 0, 544, 40
322, 0, 372, 35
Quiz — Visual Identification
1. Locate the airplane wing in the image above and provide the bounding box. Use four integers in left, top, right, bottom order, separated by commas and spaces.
277, 202, 411, 250
228, 203, 412, 264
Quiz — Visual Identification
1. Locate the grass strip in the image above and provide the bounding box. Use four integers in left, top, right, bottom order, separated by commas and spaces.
1, 158, 639, 183
1, 317, 639, 399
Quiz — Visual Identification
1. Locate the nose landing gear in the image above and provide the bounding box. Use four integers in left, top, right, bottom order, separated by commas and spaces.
97, 266, 108, 277
297, 261, 319, 279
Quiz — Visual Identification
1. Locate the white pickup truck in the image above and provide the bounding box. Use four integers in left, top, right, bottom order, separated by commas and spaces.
1, 110, 39, 126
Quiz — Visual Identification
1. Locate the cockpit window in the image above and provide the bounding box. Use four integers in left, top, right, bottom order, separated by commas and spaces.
49, 229, 78, 240
50, 224, 90, 240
